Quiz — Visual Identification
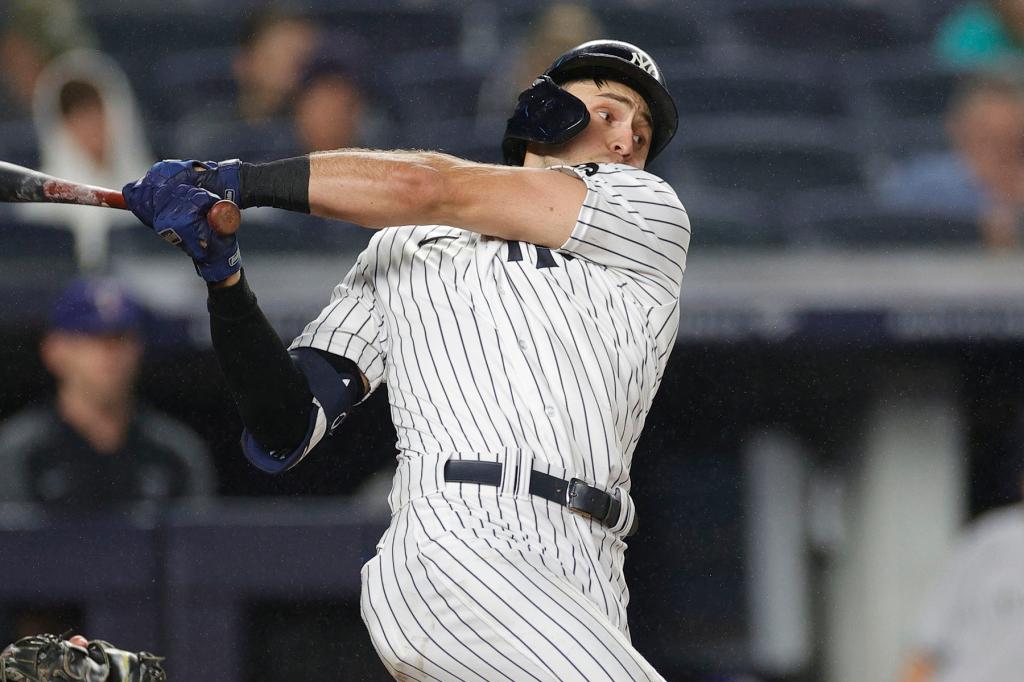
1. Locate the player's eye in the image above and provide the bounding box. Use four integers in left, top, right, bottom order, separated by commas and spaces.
632, 134, 645, 146
597, 110, 611, 121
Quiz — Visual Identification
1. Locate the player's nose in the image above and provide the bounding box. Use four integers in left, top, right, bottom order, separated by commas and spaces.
609, 129, 634, 161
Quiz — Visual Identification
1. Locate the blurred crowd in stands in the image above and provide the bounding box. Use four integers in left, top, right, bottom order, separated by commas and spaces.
0, 0, 1023, 263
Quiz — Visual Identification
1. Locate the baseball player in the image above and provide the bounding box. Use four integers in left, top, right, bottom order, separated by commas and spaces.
122, 40, 688, 681
899, 466, 1024, 682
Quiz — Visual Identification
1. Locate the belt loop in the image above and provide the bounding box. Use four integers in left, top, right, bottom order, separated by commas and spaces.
609, 487, 638, 537
496, 449, 516, 496
515, 450, 533, 499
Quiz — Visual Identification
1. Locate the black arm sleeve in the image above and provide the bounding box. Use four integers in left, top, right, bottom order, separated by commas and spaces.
239, 157, 310, 213
207, 270, 312, 452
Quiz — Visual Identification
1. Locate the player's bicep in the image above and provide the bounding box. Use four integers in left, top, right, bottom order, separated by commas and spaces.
439, 164, 586, 248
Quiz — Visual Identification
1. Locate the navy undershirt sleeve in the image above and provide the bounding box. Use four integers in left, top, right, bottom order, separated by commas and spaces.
206, 270, 314, 452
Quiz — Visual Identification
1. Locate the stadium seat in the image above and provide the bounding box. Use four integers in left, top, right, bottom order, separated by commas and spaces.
720, 0, 924, 53
87, 9, 239, 119
665, 56, 848, 119
843, 50, 960, 161
234, 213, 370, 255
591, 4, 707, 56
407, 115, 503, 165
172, 118, 296, 164
677, 117, 864, 193
0, 219, 78, 271
389, 49, 488, 124
783, 188, 979, 247
0, 120, 40, 170
310, 5, 464, 52
676, 185, 783, 249
150, 48, 238, 124
855, 54, 960, 120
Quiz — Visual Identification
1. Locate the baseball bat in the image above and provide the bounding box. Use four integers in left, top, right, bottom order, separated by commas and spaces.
0, 160, 240, 236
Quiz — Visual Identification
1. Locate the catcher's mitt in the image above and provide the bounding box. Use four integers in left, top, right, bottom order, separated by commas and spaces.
0, 634, 165, 682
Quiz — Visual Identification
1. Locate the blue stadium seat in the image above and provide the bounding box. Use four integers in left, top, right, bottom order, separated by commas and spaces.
666, 56, 848, 119
783, 188, 978, 247
407, 115, 503, 165
0, 121, 40, 170
86, 10, 239, 120
109, 212, 368, 259
677, 117, 864, 193
843, 50, 960, 161
150, 48, 238, 124
108, 223, 174, 258
235, 213, 370, 255
0, 218, 77, 268
591, 4, 707, 56
311, 5, 464, 52
719, 0, 924, 53
389, 49, 488, 124
677, 185, 783, 249
172, 118, 297, 163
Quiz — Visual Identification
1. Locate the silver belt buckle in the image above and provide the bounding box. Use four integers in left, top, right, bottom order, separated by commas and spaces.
565, 478, 592, 519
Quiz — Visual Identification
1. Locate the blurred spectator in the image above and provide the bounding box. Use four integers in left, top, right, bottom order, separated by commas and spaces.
877, 74, 1024, 250
935, 0, 1024, 70
15, 49, 154, 271
0, 278, 215, 509
177, 9, 319, 162
476, 2, 604, 120
292, 34, 375, 153
237, 33, 384, 243
898, 462, 1024, 682
234, 9, 319, 126
0, 0, 95, 121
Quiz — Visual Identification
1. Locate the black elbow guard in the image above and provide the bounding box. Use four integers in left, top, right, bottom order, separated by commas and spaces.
241, 348, 366, 473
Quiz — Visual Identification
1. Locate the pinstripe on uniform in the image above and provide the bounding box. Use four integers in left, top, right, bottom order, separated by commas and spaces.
290, 163, 689, 680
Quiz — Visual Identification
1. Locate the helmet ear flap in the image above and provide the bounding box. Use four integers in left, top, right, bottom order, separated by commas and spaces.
502, 75, 591, 165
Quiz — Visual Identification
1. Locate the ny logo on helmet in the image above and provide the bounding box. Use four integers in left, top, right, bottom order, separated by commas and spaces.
630, 51, 658, 77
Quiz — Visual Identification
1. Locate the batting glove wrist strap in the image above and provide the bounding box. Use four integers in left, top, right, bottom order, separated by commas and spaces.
239, 156, 310, 213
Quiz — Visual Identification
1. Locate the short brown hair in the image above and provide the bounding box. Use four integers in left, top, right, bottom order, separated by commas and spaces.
58, 80, 102, 117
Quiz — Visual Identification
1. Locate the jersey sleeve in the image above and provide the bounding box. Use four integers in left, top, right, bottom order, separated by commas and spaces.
554, 163, 690, 306
289, 249, 388, 394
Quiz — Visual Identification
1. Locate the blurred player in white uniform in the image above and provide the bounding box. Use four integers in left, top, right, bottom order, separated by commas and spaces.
901, 465, 1024, 682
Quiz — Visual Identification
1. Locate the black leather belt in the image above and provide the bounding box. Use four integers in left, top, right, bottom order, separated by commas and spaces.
443, 460, 637, 537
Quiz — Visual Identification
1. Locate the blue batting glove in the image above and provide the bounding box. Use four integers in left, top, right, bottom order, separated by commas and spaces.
193, 158, 242, 206
152, 184, 241, 283
123, 159, 242, 228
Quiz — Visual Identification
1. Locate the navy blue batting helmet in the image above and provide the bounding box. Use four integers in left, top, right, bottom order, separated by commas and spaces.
502, 39, 678, 166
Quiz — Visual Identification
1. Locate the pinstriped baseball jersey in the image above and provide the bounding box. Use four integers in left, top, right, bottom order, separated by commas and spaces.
290, 162, 689, 680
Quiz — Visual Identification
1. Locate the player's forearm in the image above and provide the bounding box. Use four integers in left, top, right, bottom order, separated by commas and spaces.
244, 149, 580, 246
307, 149, 461, 228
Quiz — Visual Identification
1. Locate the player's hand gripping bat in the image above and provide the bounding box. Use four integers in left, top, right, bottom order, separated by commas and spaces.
0, 160, 240, 235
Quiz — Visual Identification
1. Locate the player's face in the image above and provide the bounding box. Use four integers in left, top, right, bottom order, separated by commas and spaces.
560, 80, 653, 168
42, 332, 142, 406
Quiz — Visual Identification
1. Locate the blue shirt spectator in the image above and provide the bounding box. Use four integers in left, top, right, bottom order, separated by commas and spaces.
877, 74, 1024, 249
